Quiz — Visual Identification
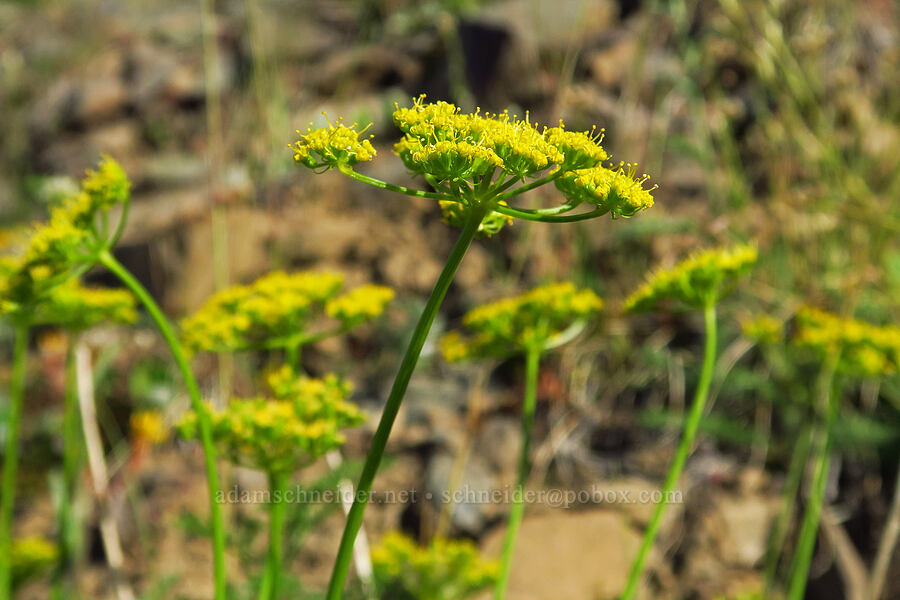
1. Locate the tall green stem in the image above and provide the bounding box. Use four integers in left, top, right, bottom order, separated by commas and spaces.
787, 366, 839, 600
258, 471, 289, 600
0, 320, 29, 597
325, 207, 485, 600
621, 301, 717, 600
763, 423, 814, 594
97, 250, 227, 600
494, 344, 541, 600
54, 342, 84, 597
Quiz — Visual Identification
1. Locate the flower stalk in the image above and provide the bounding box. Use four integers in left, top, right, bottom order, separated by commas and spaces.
621, 301, 718, 600
326, 207, 485, 598
494, 342, 541, 600
0, 320, 30, 598
97, 249, 228, 600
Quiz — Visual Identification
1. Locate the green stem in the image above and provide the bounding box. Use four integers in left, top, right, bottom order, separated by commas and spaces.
621, 301, 717, 600
494, 344, 541, 600
495, 170, 564, 203
0, 320, 29, 597
258, 471, 289, 600
787, 366, 839, 600
338, 165, 448, 201
54, 341, 84, 595
325, 207, 485, 600
763, 423, 814, 594
97, 250, 227, 600
493, 204, 608, 223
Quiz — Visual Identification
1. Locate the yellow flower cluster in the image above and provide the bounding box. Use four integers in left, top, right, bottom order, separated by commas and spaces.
130, 410, 170, 445
371, 532, 499, 600
393, 96, 608, 182
11, 537, 58, 587
180, 271, 393, 353
555, 162, 656, 218
29, 279, 137, 330
291, 119, 377, 169
624, 244, 757, 312
440, 282, 603, 362
179, 367, 365, 473
741, 314, 784, 345
544, 122, 609, 169
439, 200, 514, 237
324, 284, 395, 324
0, 156, 131, 316
795, 307, 900, 377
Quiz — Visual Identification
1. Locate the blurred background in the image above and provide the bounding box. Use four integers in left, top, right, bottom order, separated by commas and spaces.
1, 0, 900, 598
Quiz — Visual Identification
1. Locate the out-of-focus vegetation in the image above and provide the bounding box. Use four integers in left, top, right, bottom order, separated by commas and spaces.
1, 0, 899, 599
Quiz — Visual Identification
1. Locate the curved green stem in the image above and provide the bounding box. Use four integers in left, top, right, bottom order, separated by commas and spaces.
493, 204, 608, 223
787, 364, 839, 600
337, 165, 448, 201
325, 207, 485, 600
0, 320, 29, 597
494, 344, 541, 600
621, 301, 717, 600
97, 250, 227, 600
258, 471, 289, 600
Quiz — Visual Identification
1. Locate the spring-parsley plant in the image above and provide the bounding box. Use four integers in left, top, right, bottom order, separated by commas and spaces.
293, 97, 655, 599
621, 244, 757, 600
439, 282, 601, 599
371, 531, 499, 600
784, 307, 900, 600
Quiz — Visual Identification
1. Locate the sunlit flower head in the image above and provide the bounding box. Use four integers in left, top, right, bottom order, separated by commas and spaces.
180, 271, 393, 353
291, 118, 376, 169
440, 282, 602, 362
179, 367, 365, 473
555, 162, 655, 218
794, 307, 900, 377
624, 244, 757, 313
371, 532, 499, 600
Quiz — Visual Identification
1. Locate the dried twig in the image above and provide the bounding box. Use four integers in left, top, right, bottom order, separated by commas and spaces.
75, 340, 136, 600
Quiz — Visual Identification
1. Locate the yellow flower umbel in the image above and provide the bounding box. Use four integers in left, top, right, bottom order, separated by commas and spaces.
371, 532, 499, 600
180, 271, 394, 354
179, 367, 365, 474
30, 279, 138, 331
291, 118, 377, 169
0, 156, 132, 316
794, 307, 900, 377
440, 282, 602, 362
292, 96, 656, 239
624, 244, 758, 313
